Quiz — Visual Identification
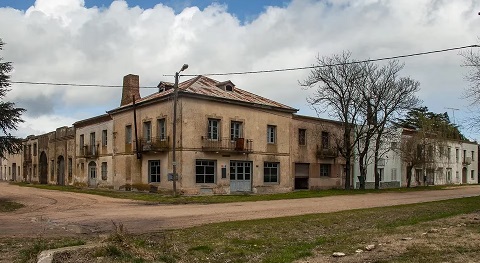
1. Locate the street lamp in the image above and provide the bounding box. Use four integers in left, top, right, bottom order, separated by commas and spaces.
172, 64, 188, 196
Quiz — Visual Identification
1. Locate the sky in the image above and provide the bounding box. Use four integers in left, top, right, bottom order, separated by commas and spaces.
0, 0, 479, 140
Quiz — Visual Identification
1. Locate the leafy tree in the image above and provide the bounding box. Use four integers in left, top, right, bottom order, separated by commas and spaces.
0, 39, 25, 158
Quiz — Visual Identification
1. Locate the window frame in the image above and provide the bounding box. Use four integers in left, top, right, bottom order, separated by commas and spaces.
263, 162, 279, 183
320, 164, 330, 177
102, 130, 108, 146
298, 129, 306, 146
148, 160, 160, 183
230, 121, 243, 140
195, 160, 216, 184
125, 125, 132, 144
157, 118, 166, 141
101, 162, 108, 180
321, 131, 329, 149
267, 125, 276, 144
208, 119, 220, 140
143, 121, 152, 142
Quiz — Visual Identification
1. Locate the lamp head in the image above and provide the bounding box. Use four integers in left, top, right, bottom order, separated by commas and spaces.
180, 64, 189, 72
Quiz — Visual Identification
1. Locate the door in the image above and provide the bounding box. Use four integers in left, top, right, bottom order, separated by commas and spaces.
12, 163, 16, 181
39, 151, 48, 184
230, 161, 252, 192
88, 161, 97, 187
57, 156, 65, 185
294, 163, 309, 189
462, 167, 467, 184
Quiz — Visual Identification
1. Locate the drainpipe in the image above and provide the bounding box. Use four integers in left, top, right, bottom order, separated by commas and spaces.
133, 95, 141, 159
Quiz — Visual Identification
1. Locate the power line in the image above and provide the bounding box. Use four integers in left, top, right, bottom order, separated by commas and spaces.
9, 81, 158, 89
174, 44, 479, 77
10, 44, 480, 87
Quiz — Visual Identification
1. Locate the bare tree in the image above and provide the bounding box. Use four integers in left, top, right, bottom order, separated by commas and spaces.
301, 52, 368, 189
461, 46, 480, 128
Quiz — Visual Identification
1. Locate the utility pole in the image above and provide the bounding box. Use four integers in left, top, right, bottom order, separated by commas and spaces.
172, 64, 188, 196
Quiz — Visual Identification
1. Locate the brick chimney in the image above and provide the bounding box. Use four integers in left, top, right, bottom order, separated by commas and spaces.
121, 74, 140, 106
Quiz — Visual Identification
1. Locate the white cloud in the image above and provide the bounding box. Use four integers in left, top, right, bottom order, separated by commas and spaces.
1, 0, 480, 139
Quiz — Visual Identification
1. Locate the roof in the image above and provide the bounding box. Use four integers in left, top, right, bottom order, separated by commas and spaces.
110, 75, 297, 113
73, 114, 112, 128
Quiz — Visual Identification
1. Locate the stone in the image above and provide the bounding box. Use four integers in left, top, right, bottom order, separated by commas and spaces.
402, 237, 413, 241
428, 228, 439, 233
365, 244, 375, 251
355, 249, 363, 253
332, 252, 346, 257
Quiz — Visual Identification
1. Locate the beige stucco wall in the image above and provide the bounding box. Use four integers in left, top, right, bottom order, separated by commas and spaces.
1, 151, 22, 182
75, 120, 114, 187
291, 116, 346, 189
47, 127, 76, 185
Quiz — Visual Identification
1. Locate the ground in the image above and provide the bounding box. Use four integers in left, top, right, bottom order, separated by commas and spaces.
1, 182, 480, 237
1, 182, 480, 262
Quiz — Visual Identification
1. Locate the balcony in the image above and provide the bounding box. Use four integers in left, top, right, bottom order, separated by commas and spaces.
201, 137, 253, 153
83, 145, 99, 158
316, 145, 338, 159
139, 136, 170, 152
463, 157, 472, 166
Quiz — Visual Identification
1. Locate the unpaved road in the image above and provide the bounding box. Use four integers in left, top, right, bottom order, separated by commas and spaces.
1, 182, 479, 237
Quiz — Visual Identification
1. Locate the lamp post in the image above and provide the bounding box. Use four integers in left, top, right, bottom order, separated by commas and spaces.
172, 64, 188, 196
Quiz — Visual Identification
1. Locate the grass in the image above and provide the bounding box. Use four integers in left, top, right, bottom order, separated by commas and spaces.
0, 199, 24, 212
12, 182, 453, 204
50, 195, 480, 263
17, 238, 85, 263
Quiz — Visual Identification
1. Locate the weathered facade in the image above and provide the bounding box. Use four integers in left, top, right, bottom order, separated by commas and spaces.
47, 127, 75, 185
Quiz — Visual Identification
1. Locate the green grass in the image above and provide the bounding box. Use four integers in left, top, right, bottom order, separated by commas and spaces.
50, 195, 480, 263
0, 200, 24, 212
12, 182, 452, 204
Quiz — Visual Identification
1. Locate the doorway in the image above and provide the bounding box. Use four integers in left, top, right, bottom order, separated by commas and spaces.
230, 161, 252, 192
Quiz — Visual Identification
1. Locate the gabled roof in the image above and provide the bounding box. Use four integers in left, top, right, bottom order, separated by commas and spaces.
109, 75, 297, 113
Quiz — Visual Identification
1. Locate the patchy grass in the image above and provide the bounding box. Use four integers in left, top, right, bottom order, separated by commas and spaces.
12, 182, 452, 204
52, 195, 480, 263
0, 200, 24, 212
15, 238, 85, 263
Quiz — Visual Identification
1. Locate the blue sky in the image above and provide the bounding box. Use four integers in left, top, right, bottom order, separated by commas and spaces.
0, 0, 290, 22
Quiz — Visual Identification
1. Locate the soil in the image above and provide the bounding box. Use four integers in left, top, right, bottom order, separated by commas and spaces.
1, 182, 480, 238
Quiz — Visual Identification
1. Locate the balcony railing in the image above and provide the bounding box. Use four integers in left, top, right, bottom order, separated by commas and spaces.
139, 136, 170, 152
316, 145, 338, 159
201, 137, 253, 153
83, 145, 99, 158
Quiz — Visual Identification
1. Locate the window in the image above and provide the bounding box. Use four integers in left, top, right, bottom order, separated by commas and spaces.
157, 119, 166, 140
264, 162, 279, 183
208, 119, 219, 140
320, 164, 331, 177
230, 121, 242, 140
143, 121, 152, 142
391, 168, 397, 181
471, 170, 475, 180
428, 145, 434, 160
102, 130, 107, 146
377, 168, 384, 181
33, 143, 37, 156
196, 160, 216, 183
321, 131, 329, 149
28, 145, 31, 156
68, 158, 72, 179
456, 148, 459, 162
298, 129, 306, 146
267, 125, 276, 144
100, 162, 107, 180
148, 160, 160, 183
79, 134, 84, 150
447, 147, 451, 161
90, 132, 95, 146
125, 125, 132, 144
225, 85, 233, 91
463, 150, 467, 163
33, 165, 37, 177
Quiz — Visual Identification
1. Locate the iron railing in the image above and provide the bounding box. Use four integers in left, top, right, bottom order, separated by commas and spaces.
201, 137, 253, 153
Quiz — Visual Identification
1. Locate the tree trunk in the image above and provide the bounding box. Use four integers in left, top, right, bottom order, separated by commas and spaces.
406, 165, 413, 188
344, 130, 351, 190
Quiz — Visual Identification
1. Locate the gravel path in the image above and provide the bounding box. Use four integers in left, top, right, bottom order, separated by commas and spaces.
1, 182, 479, 237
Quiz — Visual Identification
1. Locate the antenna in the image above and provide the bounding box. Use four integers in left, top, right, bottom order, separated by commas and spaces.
445, 107, 459, 125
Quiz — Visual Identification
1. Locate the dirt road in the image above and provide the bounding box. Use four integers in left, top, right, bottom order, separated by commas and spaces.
1, 182, 479, 237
